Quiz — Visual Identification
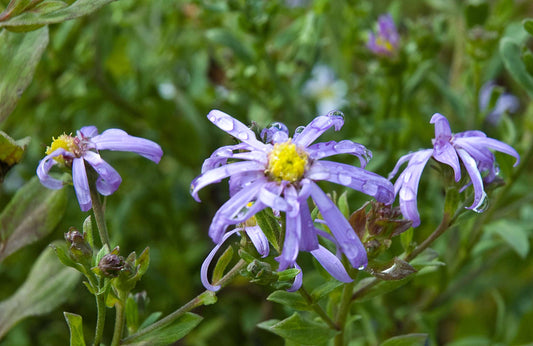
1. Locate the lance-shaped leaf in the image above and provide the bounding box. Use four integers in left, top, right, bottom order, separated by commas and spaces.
64, 312, 86, 346
0, 243, 80, 338
0, 131, 30, 181
0, 26, 48, 123
0, 0, 117, 31
500, 37, 533, 99
0, 176, 67, 262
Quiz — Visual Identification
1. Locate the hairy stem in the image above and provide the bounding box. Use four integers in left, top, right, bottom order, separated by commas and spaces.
93, 291, 106, 346
334, 281, 356, 346
298, 287, 338, 331
111, 291, 127, 346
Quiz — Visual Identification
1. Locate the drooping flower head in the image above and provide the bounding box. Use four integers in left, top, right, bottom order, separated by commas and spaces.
389, 113, 520, 227
479, 81, 519, 125
191, 110, 394, 290
367, 14, 400, 57
37, 126, 163, 211
303, 65, 348, 115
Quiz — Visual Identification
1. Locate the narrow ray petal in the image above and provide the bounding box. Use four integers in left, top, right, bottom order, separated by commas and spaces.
78, 126, 98, 138
201, 228, 242, 291
276, 186, 301, 270
430, 113, 452, 139
310, 245, 353, 282
432, 141, 461, 181
287, 264, 303, 292
307, 140, 371, 167
191, 161, 264, 202
90, 129, 163, 163
207, 110, 269, 151
83, 151, 122, 196
388, 152, 415, 180
298, 200, 319, 252
309, 182, 367, 269
36, 149, 68, 189
455, 137, 520, 166
456, 149, 486, 210
245, 225, 270, 258
293, 113, 344, 148
72, 158, 92, 212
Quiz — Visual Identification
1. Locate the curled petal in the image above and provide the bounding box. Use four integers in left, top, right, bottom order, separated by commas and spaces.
452, 138, 494, 166
287, 263, 303, 292
245, 225, 270, 258
78, 126, 98, 138
201, 228, 242, 291
456, 149, 486, 210
432, 140, 461, 182
394, 150, 433, 227
72, 158, 92, 212
257, 182, 290, 212
309, 182, 367, 269
388, 152, 415, 181
208, 179, 265, 242
430, 113, 452, 140
36, 148, 69, 189
83, 151, 122, 196
201, 143, 248, 173
293, 113, 344, 148
91, 129, 163, 163
307, 160, 395, 205
307, 140, 371, 167
191, 161, 264, 202
207, 110, 269, 151
310, 245, 353, 283
454, 136, 520, 167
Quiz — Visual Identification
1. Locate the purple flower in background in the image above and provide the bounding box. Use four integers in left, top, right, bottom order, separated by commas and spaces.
37, 126, 163, 212
389, 113, 520, 227
192, 110, 394, 289
367, 14, 400, 57
479, 82, 519, 125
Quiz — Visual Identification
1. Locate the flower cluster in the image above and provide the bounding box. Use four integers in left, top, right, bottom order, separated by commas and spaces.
367, 14, 400, 57
192, 110, 394, 290
37, 126, 163, 211
389, 113, 520, 227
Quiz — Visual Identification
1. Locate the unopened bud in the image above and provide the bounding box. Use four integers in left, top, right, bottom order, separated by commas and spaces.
98, 253, 125, 278
65, 228, 92, 262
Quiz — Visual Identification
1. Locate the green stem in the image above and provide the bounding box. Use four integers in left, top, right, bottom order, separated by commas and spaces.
298, 287, 338, 330
334, 281, 356, 346
404, 213, 452, 262
122, 259, 247, 344
111, 291, 127, 346
89, 180, 111, 251
93, 291, 107, 346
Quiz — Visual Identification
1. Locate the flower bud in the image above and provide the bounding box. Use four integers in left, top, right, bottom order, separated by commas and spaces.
98, 253, 125, 278
65, 228, 92, 263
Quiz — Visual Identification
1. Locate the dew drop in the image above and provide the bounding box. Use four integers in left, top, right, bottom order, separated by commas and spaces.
357, 265, 366, 270
399, 187, 416, 201
327, 110, 345, 120
494, 164, 500, 176
295, 126, 305, 134
338, 173, 352, 185
238, 131, 249, 140
473, 192, 489, 213
208, 114, 216, 122
363, 182, 378, 196
334, 140, 353, 151
217, 117, 234, 131
403, 171, 412, 183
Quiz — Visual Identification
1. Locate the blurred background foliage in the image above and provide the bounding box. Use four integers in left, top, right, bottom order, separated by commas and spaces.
1, 0, 533, 344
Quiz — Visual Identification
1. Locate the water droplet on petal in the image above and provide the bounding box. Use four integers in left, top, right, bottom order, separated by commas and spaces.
217, 117, 234, 131
403, 171, 412, 183
399, 187, 416, 201
327, 110, 345, 120
494, 164, 500, 176
473, 192, 489, 213
363, 182, 378, 196
338, 173, 352, 185
358, 265, 366, 270
238, 132, 249, 140
295, 126, 305, 134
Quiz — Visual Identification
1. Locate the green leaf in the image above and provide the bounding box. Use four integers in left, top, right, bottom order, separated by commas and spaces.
0, 243, 80, 338
205, 28, 254, 63
500, 37, 533, 99
0, 176, 67, 262
257, 312, 338, 345
0, 131, 30, 181
254, 208, 281, 253
0, 0, 38, 21
337, 191, 349, 219
138, 312, 162, 331
523, 19, 533, 37
135, 247, 150, 277
82, 215, 94, 249
353, 276, 415, 303
212, 244, 233, 283
464, 0, 489, 28
126, 295, 140, 334
0, 0, 117, 30
267, 290, 311, 311
0, 26, 48, 123
380, 333, 429, 346
122, 312, 203, 346
485, 219, 530, 259
63, 312, 86, 346
310, 280, 343, 301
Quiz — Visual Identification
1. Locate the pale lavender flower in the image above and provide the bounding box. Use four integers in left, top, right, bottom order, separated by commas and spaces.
192, 110, 394, 289
37, 126, 163, 212
479, 82, 519, 125
303, 65, 348, 115
367, 14, 400, 57
389, 113, 520, 227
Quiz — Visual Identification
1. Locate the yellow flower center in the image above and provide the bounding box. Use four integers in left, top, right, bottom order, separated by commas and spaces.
267, 140, 309, 183
45, 134, 79, 164
376, 37, 394, 53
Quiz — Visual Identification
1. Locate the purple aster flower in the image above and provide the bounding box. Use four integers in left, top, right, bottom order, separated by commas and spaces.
367, 14, 400, 57
389, 113, 520, 227
37, 126, 163, 212
479, 82, 519, 125
191, 110, 394, 289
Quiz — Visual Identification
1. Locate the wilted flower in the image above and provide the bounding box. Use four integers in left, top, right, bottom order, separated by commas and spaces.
479, 82, 519, 125
37, 126, 163, 211
389, 113, 520, 227
367, 14, 400, 57
192, 110, 394, 288
303, 65, 348, 115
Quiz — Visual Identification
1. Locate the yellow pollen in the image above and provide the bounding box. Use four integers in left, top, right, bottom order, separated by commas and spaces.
267, 140, 308, 183
45, 134, 78, 164
376, 37, 394, 53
